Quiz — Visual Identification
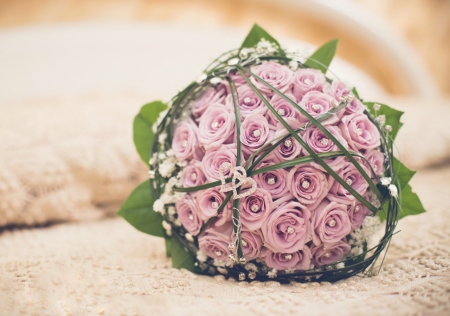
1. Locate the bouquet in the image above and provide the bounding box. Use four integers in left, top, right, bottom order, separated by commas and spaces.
119, 25, 426, 282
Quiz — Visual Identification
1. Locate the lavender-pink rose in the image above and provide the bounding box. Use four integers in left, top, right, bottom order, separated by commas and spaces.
239, 188, 274, 231
312, 199, 352, 245
324, 80, 351, 101
364, 149, 385, 177
273, 128, 302, 162
192, 84, 227, 118
292, 68, 326, 101
339, 112, 381, 152
226, 84, 268, 118
196, 187, 232, 226
239, 230, 264, 261
328, 161, 369, 204
176, 194, 203, 235
261, 201, 311, 253
201, 144, 237, 181
301, 125, 348, 155
253, 161, 289, 199
198, 104, 236, 150
287, 165, 330, 210
311, 240, 351, 266
172, 119, 203, 161
348, 198, 370, 229
263, 246, 312, 270
240, 113, 272, 158
250, 61, 294, 96
180, 161, 207, 189
298, 91, 336, 124
198, 223, 233, 261
266, 92, 300, 125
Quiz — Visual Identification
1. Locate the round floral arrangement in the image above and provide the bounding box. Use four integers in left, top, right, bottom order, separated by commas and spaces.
119, 25, 425, 283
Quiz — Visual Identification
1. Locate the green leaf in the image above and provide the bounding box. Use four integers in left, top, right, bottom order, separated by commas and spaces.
364, 102, 404, 140
240, 24, 285, 56
118, 181, 165, 237
165, 238, 172, 258
133, 101, 168, 163
392, 157, 416, 190
170, 237, 195, 272
352, 87, 361, 100
399, 184, 426, 220
304, 39, 339, 74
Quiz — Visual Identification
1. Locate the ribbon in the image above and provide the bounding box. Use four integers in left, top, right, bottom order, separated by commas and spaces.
218, 163, 257, 199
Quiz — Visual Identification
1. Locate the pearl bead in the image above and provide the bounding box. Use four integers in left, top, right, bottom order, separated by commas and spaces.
267, 177, 276, 185
215, 250, 223, 256
287, 226, 294, 234
248, 271, 256, 280
212, 121, 219, 129
252, 129, 261, 137
301, 180, 310, 189
355, 205, 361, 213
251, 204, 259, 212
284, 139, 293, 147
212, 201, 219, 209
346, 178, 353, 186
304, 78, 312, 85
312, 104, 320, 111
268, 73, 276, 79
324, 252, 331, 258
327, 219, 336, 227
277, 108, 286, 116
244, 97, 251, 105
356, 128, 363, 136
239, 257, 247, 264
188, 213, 194, 221
182, 140, 188, 148
242, 240, 248, 247
284, 254, 292, 260
190, 172, 197, 181
238, 273, 246, 281
228, 243, 235, 251
320, 138, 329, 145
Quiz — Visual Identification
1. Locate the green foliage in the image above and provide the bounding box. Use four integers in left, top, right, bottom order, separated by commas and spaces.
365, 102, 404, 140
133, 101, 168, 163
240, 24, 285, 56
118, 181, 165, 237
304, 39, 339, 74
170, 236, 196, 272
398, 184, 426, 220
392, 157, 416, 190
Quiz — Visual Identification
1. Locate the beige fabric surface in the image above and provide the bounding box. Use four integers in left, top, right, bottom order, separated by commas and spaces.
1, 166, 449, 315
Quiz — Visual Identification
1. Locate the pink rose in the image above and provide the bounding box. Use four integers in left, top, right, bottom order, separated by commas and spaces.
343, 98, 365, 115
324, 80, 351, 101
261, 201, 311, 253
339, 112, 381, 152
364, 149, 384, 177
198, 104, 236, 150
227, 70, 248, 87
287, 165, 330, 210
176, 194, 203, 235
292, 68, 326, 101
327, 161, 369, 204
301, 125, 348, 155
311, 240, 351, 266
198, 223, 233, 261
263, 246, 312, 271
172, 119, 203, 161
240, 113, 272, 159
239, 230, 264, 260
226, 84, 268, 118
196, 187, 232, 226
192, 85, 227, 118
347, 197, 370, 229
298, 91, 337, 124
273, 128, 302, 162
266, 92, 301, 125
312, 199, 352, 245
252, 161, 289, 199
249, 61, 294, 96
180, 161, 207, 189
201, 144, 237, 181
239, 188, 274, 230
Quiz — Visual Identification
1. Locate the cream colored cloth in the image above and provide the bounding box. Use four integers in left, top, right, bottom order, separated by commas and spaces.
1, 167, 449, 315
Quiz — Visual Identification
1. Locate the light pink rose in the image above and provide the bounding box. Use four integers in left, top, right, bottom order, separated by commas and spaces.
266, 92, 301, 125
225, 84, 268, 118
261, 201, 311, 253
327, 161, 370, 204
287, 165, 330, 210
227, 70, 248, 87
198, 222, 233, 261
301, 125, 348, 155
240, 114, 272, 159
364, 149, 384, 177
252, 161, 289, 199
312, 199, 352, 245
196, 187, 232, 226
198, 104, 236, 150
347, 197, 370, 229
172, 119, 204, 161
292, 68, 326, 101
343, 98, 365, 115
263, 246, 312, 270
298, 91, 337, 124
339, 112, 381, 152
273, 128, 302, 162
311, 240, 351, 266
324, 80, 351, 101
249, 61, 294, 96
239, 230, 264, 261
180, 161, 207, 189
239, 188, 274, 230
176, 194, 203, 235
201, 144, 237, 181
192, 85, 227, 118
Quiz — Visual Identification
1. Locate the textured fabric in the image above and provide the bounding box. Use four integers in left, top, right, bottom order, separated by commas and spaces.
1, 167, 449, 315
